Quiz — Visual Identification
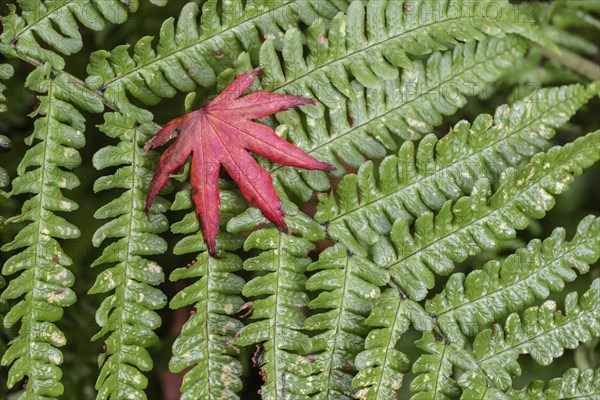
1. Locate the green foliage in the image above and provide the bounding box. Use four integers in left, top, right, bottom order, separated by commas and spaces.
352, 289, 432, 400
88, 112, 169, 400
380, 130, 600, 300
508, 367, 600, 399
0, 62, 12, 113
0, 0, 165, 69
458, 279, 600, 398
168, 187, 247, 400
409, 216, 600, 400
233, 202, 326, 399
84, 0, 350, 118
0, 1, 599, 399
303, 245, 389, 399
272, 35, 531, 200
1, 64, 83, 398
316, 83, 599, 255
426, 215, 600, 346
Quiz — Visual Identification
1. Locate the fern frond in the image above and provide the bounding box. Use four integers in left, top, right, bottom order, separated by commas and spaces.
381, 130, 600, 300
351, 288, 432, 400
0, 64, 84, 398
271, 35, 529, 200
409, 215, 600, 399
409, 332, 462, 400
233, 202, 326, 399
508, 367, 600, 399
0, 0, 164, 69
88, 112, 169, 400
84, 0, 349, 111
0, 135, 10, 200
457, 279, 600, 397
0, 62, 13, 112
426, 215, 600, 346
315, 83, 599, 256
302, 244, 389, 399
168, 188, 247, 400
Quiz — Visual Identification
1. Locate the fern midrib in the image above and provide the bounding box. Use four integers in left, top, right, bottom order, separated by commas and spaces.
270, 39, 517, 175
113, 125, 140, 391
477, 303, 598, 365
10, 1, 75, 42
204, 257, 214, 396
323, 255, 352, 398
324, 90, 584, 225
387, 151, 590, 276
434, 236, 595, 319
101, 1, 295, 88
272, 14, 492, 95
273, 231, 284, 399
431, 341, 450, 400
372, 296, 404, 396
28, 75, 57, 395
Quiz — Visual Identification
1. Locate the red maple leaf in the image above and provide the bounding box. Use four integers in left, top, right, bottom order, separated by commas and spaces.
144, 67, 334, 256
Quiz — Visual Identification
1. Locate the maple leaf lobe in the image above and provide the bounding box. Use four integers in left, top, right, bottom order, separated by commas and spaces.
145, 67, 334, 256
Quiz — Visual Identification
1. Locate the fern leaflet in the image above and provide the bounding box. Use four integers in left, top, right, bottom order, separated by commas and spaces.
0, 0, 165, 69
84, 0, 349, 114
168, 187, 247, 400
0, 64, 84, 398
426, 215, 600, 345
508, 367, 600, 399
270, 35, 529, 200
315, 83, 599, 256
351, 288, 432, 400
409, 332, 462, 400
0, 62, 12, 113
379, 130, 600, 300
303, 244, 389, 399
409, 214, 600, 399
88, 112, 169, 400
233, 200, 326, 399
458, 279, 600, 398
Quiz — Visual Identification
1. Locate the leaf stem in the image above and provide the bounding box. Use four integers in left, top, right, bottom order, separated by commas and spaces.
537, 45, 600, 80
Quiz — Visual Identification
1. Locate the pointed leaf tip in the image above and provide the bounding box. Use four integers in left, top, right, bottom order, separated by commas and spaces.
146, 70, 332, 253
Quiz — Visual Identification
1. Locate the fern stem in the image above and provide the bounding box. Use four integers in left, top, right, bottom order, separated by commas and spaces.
537, 45, 600, 80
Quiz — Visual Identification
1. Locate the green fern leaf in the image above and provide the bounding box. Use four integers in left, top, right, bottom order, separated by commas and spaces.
0, 62, 13, 113
89, 112, 169, 400
381, 130, 600, 300
84, 1, 536, 185
351, 288, 432, 400
271, 35, 530, 200
168, 187, 247, 400
409, 332, 462, 400
0, 135, 11, 200
315, 83, 599, 255
458, 278, 600, 397
427, 215, 600, 346
409, 214, 600, 400
0, 64, 84, 398
0, 0, 164, 69
302, 244, 389, 399
84, 0, 349, 113
233, 201, 325, 399
508, 367, 600, 399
